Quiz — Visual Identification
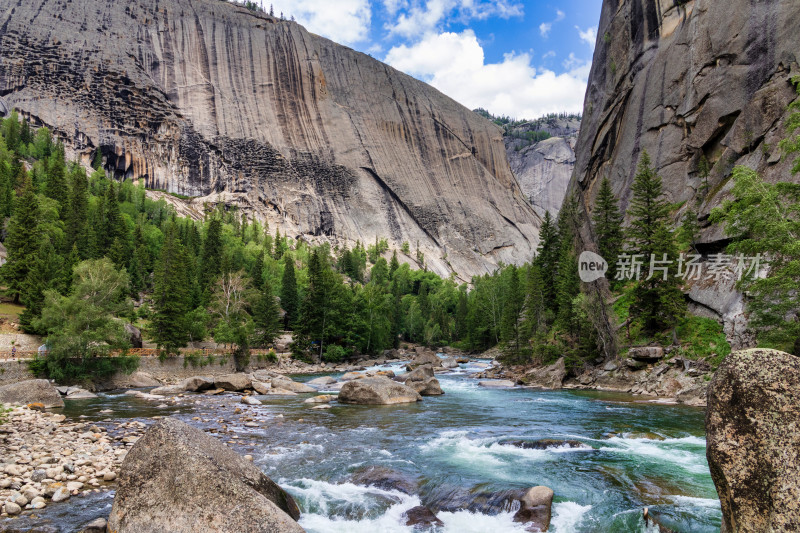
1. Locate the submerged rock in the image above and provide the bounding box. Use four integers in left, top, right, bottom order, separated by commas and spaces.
403, 506, 444, 528
350, 466, 419, 495
706, 349, 800, 532
339, 377, 421, 405
107, 418, 303, 533
0, 379, 64, 408
502, 439, 588, 451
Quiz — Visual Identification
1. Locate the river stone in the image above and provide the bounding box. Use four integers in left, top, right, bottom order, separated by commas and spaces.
512, 486, 554, 530
408, 351, 441, 369
215, 373, 253, 392
478, 380, 516, 388
51, 486, 71, 502
303, 395, 335, 404
400, 365, 444, 396
0, 379, 64, 408
79, 517, 108, 533
252, 381, 271, 394
339, 372, 364, 381
522, 357, 567, 389
4, 501, 21, 515
441, 357, 459, 369
180, 376, 215, 392
241, 396, 262, 406
350, 466, 419, 495
66, 388, 98, 399
706, 349, 800, 532
149, 385, 184, 396
306, 376, 337, 388
403, 506, 444, 528
338, 377, 422, 405
270, 377, 316, 394
107, 418, 303, 533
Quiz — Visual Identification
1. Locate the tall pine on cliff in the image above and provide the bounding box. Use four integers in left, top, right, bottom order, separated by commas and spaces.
628, 151, 686, 335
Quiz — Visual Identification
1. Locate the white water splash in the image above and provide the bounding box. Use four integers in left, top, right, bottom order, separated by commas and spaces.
550, 501, 592, 532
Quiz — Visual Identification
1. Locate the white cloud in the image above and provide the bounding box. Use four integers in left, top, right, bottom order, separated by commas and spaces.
555, 9, 565, 21
577, 26, 597, 48
539, 22, 551, 38
385, 30, 590, 118
386, 0, 523, 39
542, 50, 556, 59
276, 0, 372, 45
382, 0, 408, 15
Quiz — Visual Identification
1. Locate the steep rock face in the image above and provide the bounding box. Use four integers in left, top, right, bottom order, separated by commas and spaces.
706, 349, 800, 532
504, 117, 580, 217
0, 0, 539, 279
570, 0, 800, 346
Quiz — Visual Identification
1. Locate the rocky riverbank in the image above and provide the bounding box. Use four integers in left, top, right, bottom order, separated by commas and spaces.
0, 405, 134, 520
474, 349, 712, 406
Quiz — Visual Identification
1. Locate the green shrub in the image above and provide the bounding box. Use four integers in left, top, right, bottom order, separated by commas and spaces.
323, 344, 346, 363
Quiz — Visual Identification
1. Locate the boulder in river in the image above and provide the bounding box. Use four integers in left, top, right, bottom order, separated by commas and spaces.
478, 380, 516, 388
512, 486, 554, 531
339, 376, 421, 405
400, 365, 444, 396
306, 376, 337, 388
107, 418, 303, 533
0, 379, 64, 408
350, 466, 419, 494
441, 357, 459, 369
706, 348, 800, 532
403, 506, 444, 528
214, 373, 253, 391
270, 377, 316, 393
149, 384, 184, 396
408, 351, 442, 369
180, 376, 215, 392
502, 439, 588, 451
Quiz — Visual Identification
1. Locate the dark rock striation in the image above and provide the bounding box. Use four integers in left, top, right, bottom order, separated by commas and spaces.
0, 0, 541, 279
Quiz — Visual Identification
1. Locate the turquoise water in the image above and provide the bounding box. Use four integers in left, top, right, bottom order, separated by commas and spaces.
9, 359, 721, 532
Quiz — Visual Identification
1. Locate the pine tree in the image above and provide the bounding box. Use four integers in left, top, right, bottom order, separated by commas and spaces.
2, 172, 41, 303
628, 151, 686, 334
19, 239, 64, 333
534, 211, 560, 314
151, 225, 192, 354
389, 250, 400, 279
593, 177, 624, 280
280, 253, 298, 328
252, 277, 281, 347
500, 265, 525, 360
201, 217, 223, 296
45, 144, 68, 208
66, 164, 90, 257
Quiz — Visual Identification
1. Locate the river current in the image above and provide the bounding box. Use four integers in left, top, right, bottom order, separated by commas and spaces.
16, 358, 722, 532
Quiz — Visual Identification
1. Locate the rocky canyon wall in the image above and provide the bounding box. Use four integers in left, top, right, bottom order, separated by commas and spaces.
0, 0, 541, 279
570, 0, 800, 347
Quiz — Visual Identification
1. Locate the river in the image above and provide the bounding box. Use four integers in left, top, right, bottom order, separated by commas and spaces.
14, 359, 721, 532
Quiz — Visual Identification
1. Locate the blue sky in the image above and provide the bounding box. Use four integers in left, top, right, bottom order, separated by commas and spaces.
269, 0, 602, 119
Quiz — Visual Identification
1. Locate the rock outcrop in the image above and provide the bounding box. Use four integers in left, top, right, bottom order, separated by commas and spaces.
504, 116, 580, 217
0, 379, 63, 408
570, 0, 800, 347
706, 348, 800, 532
107, 418, 303, 533
338, 376, 421, 405
0, 0, 541, 279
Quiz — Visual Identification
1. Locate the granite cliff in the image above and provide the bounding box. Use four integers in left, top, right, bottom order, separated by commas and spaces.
570, 0, 800, 347
0, 0, 540, 279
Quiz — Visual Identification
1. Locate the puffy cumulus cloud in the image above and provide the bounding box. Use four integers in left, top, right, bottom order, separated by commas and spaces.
385, 30, 590, 118
577, 26, 597, 48
387, 0, 523, 39
276, 0, 372, 45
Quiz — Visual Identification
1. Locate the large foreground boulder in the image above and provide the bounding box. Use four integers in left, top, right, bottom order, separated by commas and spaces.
107, 418, 303, 533
706, 349, 800, 532
339, 376, 421, 405
0, 379, 63, 408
